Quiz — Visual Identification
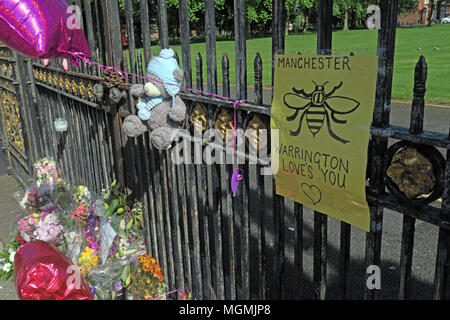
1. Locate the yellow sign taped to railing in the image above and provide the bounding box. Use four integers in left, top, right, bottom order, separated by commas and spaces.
271, 55, 378, 232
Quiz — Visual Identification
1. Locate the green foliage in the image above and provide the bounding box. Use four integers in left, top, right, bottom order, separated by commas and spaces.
398, 0, 418, 14
246, 0, 272, 33
0, 233, 21, 281
101, 180, 126, 218
110, 0, 422, 38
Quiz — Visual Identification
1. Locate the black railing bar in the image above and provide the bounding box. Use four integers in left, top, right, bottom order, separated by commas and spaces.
31, 63, 104, 81
172, 133, 272, 167
179, 93, 271, 115
370, 125, 450, 149
0, 82, 16, 93
366, 192, 450, 231
34, 82, 101, 109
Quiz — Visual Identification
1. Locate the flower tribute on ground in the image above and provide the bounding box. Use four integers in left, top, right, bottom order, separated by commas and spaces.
0, 157, 191, 300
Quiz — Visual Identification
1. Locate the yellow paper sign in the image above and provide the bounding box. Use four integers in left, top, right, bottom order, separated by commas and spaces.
271, 55, 378, 231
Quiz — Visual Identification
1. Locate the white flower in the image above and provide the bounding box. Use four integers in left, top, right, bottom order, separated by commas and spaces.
9, 250, 15, 262
19, 195, 28, 209
2, 263, 12, 272
44, 213, 58, 223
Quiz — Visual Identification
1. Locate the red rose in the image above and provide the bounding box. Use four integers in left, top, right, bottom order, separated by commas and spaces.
17, 234, 25, 245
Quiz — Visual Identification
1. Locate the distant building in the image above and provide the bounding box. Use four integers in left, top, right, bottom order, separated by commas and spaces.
398, 0, 450, 26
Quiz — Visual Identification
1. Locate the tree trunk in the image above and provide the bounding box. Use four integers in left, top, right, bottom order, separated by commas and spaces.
302, 15, 309, 32
436, 1, 442, 21
343, 9, 349, 30
427, 0, 436, 26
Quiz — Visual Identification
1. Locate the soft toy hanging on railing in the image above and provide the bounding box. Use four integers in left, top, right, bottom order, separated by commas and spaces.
0, 0, 91, 69
122, 48, 187, 150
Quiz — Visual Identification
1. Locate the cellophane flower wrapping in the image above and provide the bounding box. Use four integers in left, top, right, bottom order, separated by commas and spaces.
14, 240, 93, 300
86, 256, 133, 300
3, 158, 171, 299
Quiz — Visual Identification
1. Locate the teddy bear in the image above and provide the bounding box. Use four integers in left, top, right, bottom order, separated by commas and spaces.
122, 48, 187, 150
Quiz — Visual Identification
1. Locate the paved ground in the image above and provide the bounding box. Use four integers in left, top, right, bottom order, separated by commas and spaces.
0, 147, 20, 300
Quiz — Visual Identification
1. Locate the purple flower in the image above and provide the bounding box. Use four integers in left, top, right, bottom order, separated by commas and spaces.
109, 244, 117, 256
131, 255, 137, 263
114, 281, 122, 291
90, 285, 95, 297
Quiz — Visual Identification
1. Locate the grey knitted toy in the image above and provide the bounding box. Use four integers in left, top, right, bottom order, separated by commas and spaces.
122, 48, 186, 150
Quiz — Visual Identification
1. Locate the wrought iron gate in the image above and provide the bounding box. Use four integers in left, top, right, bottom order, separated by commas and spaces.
1, 0, 449, 300
0, 45, 35, 183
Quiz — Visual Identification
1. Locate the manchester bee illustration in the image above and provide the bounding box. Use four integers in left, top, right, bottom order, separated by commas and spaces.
283, 80, 360, 144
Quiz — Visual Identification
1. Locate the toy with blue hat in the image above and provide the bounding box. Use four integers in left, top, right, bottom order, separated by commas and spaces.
123, 48, 187, 150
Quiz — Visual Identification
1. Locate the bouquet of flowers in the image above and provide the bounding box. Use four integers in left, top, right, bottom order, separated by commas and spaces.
127, 254, 167, 300
86, 256, 134, 300
33, 157, 59, 186
73, 185, 91, 205
2, 158, 190, 300
79, 181, 147, 299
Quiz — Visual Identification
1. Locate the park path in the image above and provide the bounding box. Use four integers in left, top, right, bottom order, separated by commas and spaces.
0, 148, 20, 300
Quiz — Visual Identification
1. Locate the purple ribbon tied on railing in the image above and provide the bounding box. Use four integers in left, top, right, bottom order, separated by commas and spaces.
231, 99, 246, 197
231, 167, 244, 197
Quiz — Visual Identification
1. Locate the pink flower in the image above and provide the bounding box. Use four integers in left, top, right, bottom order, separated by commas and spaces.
40, 211, 49, 220
27, 217, 34, 224
91, 242, 99, 251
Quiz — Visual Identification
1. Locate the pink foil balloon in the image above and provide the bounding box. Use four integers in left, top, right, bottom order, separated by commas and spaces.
0, 0, 91, 65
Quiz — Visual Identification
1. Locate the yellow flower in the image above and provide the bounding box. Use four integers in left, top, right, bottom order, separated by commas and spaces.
78, 246, 98, 275
32, 212, 41, 223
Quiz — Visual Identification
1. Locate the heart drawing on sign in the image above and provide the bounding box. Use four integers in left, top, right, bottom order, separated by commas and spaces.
300, 183, 322, 206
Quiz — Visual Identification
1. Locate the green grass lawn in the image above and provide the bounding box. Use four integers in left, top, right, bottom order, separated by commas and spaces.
131, 24, 450, 105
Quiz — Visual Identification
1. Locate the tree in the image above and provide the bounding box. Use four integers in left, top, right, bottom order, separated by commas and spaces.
427, 0, 438, 26
285, 0, 315, 32
398, 0, 418, 14
284, 0, 317, 32
333, 0, 418, 31
246, 0, 272, 34
166, 0, 233, 37
333, 0, 374, 30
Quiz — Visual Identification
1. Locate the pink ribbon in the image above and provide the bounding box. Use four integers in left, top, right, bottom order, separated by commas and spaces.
70, 54, 246, 197
149, 288, 187, 300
